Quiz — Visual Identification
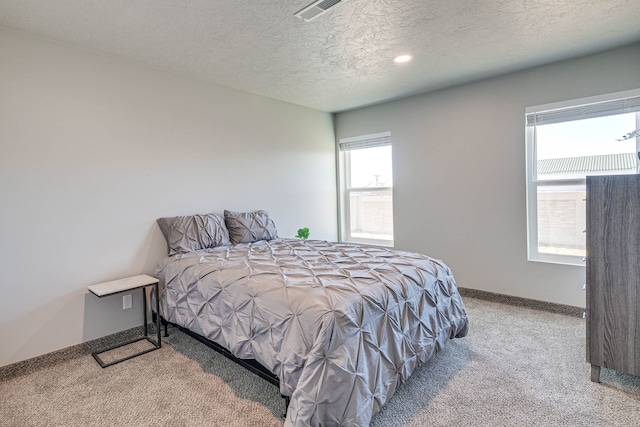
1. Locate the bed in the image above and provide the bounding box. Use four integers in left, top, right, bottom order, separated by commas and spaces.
154, 210, 469, 427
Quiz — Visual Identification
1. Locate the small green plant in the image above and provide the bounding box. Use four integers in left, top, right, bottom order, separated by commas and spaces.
295, 227, 310, 239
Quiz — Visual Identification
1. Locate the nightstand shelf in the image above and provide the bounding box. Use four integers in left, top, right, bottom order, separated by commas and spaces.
88, 274, 161, 368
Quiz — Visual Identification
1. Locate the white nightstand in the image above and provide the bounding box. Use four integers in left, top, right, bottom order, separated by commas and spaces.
88, 274, 161, 368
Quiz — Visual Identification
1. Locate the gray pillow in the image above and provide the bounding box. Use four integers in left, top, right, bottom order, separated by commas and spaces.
224, 210, 278, 245
157, 213, 231, 255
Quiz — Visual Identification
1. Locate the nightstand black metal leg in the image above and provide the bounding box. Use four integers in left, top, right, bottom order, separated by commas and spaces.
143, 287, 148, 336
155, 282, 161, 347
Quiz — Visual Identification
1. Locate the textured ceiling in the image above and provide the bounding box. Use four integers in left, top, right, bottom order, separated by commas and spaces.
1, 0, 640, 112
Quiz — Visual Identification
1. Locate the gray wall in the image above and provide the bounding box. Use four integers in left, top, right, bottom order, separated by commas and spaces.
0, 28, 337, 368
335, 43, 640, 308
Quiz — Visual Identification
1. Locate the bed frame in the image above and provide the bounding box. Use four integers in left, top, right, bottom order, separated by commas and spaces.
155, 314, 290, 415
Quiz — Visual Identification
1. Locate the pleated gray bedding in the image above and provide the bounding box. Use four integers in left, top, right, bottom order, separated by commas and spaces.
154, 238, 469, 426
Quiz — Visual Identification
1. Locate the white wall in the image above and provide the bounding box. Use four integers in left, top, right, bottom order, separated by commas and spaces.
0, 27, 337, 368
335, 43, 640, 308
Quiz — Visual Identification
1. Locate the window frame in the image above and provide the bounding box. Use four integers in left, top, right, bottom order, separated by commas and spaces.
337, 132, 394, 247
525, 89, 640, 266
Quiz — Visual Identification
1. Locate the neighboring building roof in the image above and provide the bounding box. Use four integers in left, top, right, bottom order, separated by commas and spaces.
538, 153, 636, 175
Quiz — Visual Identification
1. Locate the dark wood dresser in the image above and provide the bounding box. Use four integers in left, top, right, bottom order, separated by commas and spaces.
586, 174, 640, 382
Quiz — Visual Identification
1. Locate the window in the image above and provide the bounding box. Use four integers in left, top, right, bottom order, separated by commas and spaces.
526, 89, 640, 265
338, 132, 394, 246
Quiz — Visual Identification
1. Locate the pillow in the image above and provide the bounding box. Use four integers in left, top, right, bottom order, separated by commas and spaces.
224, 210, 278, 244
157, 213, 230, 255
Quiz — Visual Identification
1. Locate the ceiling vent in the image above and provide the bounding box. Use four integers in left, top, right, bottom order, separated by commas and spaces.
295, 0, 343, 22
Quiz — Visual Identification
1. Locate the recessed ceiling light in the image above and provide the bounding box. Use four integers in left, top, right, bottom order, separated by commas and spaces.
393, 55, 412, 64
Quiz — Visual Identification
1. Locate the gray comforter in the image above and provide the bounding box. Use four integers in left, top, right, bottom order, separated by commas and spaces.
154, 238, 468, 426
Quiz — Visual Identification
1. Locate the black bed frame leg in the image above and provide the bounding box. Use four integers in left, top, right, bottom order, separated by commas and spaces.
162, 317, 169, 337
152, 312, 170, 337
282, 395, 290, 418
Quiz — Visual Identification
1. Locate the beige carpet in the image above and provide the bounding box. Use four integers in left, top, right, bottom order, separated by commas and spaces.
1, 297, 639, 426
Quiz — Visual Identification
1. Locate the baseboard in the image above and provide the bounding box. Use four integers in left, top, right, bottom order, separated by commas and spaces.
1, 289, 583, 380
0, 325, 148, 382
458, 287, 584, 318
